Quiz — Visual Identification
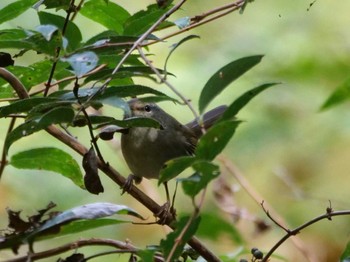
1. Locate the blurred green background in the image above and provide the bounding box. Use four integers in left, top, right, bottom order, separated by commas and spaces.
1, 0, 350, 261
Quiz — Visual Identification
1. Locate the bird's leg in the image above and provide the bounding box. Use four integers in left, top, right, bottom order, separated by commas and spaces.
156, 182, 176, 224
121, 174, 142, 194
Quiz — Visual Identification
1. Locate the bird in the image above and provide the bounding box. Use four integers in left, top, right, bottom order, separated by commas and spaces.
121, 98, 226, 222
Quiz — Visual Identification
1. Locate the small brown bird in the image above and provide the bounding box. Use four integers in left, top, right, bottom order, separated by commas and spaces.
121, 99, 226, 220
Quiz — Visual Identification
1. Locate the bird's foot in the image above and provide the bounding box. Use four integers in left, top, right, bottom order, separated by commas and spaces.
156, 201, 176, 225
121, 174, 142, 194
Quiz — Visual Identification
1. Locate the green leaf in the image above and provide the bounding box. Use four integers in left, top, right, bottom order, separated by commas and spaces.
0, 29, 32, 50
61, 51, 99, 77
181, 161, 220, 197
84, 66, 174, 83
123, 4, 171, 36
321, 77, 350, 110
160, 216, 201, 261
0, 62, 50, 91
38, 11, 82, 51
10, 147, 84, 188
196, 120, 240, 161
97, 85, 170, 99
220, 82, 280, 121
4, 107, 75, 153
341, 241, 350, 262
80, 0, 130, 34
159, 156, 196, 184
38, 218, 127, 240
138, 250, 157, 262
101, 117, 162, 129
0, 97, 57, 117
197, 213, 244, 244
199, 55, 264, 113
29, 203, 143, 238
25, 29, 65, 56
0, 0, 38, 25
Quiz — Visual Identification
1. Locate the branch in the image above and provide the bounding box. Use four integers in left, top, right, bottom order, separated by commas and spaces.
262, 207, 350, 261
4, 238, 138, 262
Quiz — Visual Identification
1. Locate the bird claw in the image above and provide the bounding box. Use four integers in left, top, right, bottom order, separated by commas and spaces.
156, 201, 176, 225
121, 174, 142, 194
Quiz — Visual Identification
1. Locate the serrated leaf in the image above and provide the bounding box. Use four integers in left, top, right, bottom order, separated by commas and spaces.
197, 213, 244, 244
38, 11, 82, 51
4, 106, 75, 153
0, 97, 58, 117
196, 120, 240, 161
123, 4, 171, 36
80, 0, 130, 34
160, 216, 201, 261
29, 203, 143, 238
159, 156, 196, 184
0, 0, 38, 25
199, 55, 264, 113
321, 77, 350, 111
10, 147, 83, 188
181, 161, 220, 197
61, 51, 98, 77
220, 82, 280, 121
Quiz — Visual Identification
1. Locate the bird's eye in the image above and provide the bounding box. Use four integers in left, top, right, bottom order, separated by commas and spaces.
144, 105, 151, 112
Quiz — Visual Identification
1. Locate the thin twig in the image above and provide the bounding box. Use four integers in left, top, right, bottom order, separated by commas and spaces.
144, 0, 245, 47
43, 0, 76, 96
72, 78, 106, 164
4, 238, 138, 262
137, 46, 198, 120
262, 209, 350, 262
260, 200, 289, 233
166, 187, 207, 262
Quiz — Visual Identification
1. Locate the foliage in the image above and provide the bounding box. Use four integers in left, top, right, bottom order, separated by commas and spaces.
1, 0, 350, 262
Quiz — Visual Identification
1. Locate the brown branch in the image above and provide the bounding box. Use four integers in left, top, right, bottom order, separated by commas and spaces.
5, 238, 137, 262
